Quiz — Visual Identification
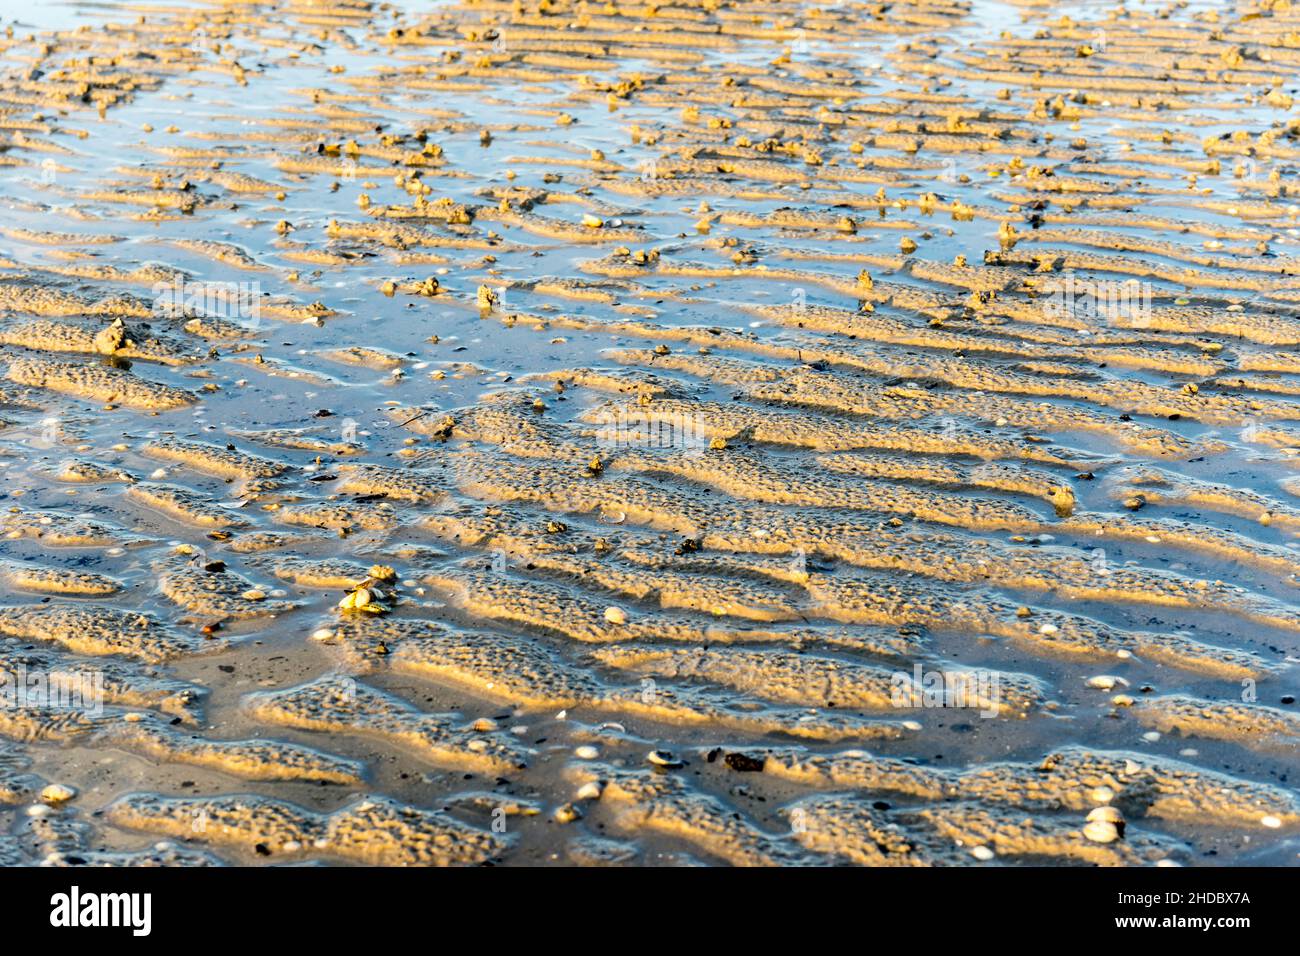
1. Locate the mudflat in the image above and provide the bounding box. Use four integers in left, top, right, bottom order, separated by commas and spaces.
0, 0, 1297, 867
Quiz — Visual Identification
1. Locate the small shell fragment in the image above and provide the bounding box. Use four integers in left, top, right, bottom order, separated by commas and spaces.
647, 749, 683, 768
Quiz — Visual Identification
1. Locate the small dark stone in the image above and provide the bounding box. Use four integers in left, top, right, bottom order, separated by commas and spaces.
723, 752, 765, 773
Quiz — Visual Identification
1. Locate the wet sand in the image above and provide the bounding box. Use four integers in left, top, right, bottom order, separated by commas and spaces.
0, 0, 1297, 866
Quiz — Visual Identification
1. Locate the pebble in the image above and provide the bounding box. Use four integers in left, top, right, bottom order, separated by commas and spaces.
41, 784, 76, 804
1090, 786, 1115, 804
574, 745, 599, 760
1261, 815, 1282, 829
311, 628, 335, 641
554, 802, 583, 823
970, 845, 995, 861
1086, 675, 1128, 690
576, 781, 602, 800
603, 606, 627, 625
1141, 731, 1161, 742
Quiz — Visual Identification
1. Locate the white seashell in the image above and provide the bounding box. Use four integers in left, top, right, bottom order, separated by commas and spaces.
1090, 786, 1116, 804
1087, 806, 1123, 825
1261, 815, 1282, 829
1141, 731, 1161, 742
574, 745, 599, 760
311, 628, 335, 641
603, 606, 627, 625
1083, 820, 1120, 843
338, 588, 372, 610
970, 845, 995, 861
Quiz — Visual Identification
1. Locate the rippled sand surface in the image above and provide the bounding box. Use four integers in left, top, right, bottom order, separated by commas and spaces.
0, 0, 1297, 867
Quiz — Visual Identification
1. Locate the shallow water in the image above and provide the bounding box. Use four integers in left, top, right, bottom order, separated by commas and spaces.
0, 0, 1297, 866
